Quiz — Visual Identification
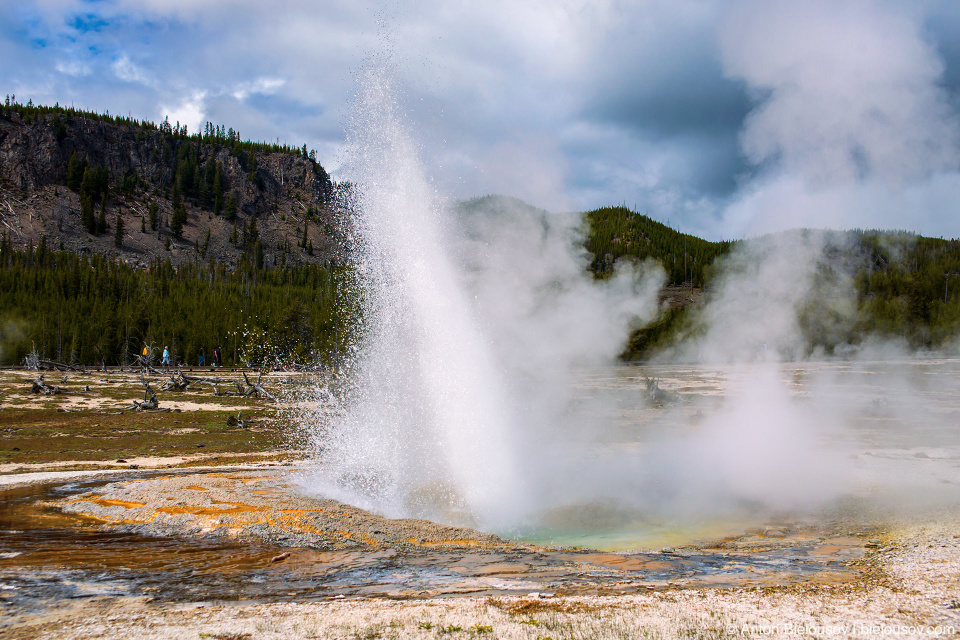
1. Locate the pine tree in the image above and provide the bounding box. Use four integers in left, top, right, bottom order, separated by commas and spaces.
170, 184, 187, 237
81, 196, 96, 234
98, 194, 107, 234
148, 200, 159, 230
171, 182, 182, 212
79, 166, 96, 201
212, 163, 224, 215
66, 152, 86, 190
224, 194, 237, 221
170, 202, 187, 238
254, 238, 264, 270
114, 214, 124, 248
51, 114, 67, 142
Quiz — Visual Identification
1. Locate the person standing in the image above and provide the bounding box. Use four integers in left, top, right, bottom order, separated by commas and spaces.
198, 346, 205, 366
161, 346, 170, 367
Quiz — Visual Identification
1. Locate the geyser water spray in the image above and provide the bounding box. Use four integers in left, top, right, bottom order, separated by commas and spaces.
303, 62, 526, 527
299, 59, 664, 531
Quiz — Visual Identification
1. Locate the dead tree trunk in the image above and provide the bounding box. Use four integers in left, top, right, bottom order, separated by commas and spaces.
130, 379, 159, 411
158, 371, 189, 392
36, 359, 85, 373
242, 371, 277, 401
31, 376, 59, 395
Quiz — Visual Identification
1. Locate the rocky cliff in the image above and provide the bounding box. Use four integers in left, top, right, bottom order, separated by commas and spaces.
0, 103, 342, 269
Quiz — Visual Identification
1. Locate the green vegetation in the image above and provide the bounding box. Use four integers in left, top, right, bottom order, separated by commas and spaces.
0, 406, 281, 467
848, 231, 960, 346
1, 94, 324, 163
0, 239, 354, 367
622, 305, 695, 360
1, 96, 335, 240
4, 98, 959, 363
608, 226, 960, 359
585, 206, 733, 286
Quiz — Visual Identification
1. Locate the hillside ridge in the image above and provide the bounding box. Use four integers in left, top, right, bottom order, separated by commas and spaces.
0, 99, 340, 270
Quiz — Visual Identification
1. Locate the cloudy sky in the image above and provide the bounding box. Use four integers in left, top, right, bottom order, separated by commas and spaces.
3, 0, 960, 239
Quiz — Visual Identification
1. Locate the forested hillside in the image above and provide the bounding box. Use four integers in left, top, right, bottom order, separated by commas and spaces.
586, 206, 734, 286
613, 226, 960, 359
1, 100, 959, 366
850, 232, 960, 346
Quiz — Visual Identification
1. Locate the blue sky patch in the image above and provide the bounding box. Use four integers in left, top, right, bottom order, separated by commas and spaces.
70, 14, 109, 33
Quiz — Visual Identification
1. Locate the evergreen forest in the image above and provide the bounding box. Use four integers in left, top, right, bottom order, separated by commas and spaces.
0, 237, 352, 368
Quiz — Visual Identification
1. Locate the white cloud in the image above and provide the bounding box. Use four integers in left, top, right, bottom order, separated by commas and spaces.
711, 0, 960, 236
112, 56, 150, 85
55, 60, 91, 77
6, 0, 960, 238
230, 77, 286, 102
159, 91, 206, 135
720, 0, 959, 187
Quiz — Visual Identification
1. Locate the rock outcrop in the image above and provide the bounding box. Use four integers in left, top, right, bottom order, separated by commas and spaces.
0, 105, 341, 269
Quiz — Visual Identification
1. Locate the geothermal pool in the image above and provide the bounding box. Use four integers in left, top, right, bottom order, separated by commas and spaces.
302, 356, 960, 551
509, 358, 960, 550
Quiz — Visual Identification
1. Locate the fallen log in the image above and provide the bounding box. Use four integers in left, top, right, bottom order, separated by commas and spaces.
158, 371, 189, 392
129, 380, 159, 411
37, 359, 85, 373
182, 374, 232, 385
242, 371, 277, 402
31, 376, 59, 395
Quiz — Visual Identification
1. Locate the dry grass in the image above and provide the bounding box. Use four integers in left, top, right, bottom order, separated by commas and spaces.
0, 369, 301, 472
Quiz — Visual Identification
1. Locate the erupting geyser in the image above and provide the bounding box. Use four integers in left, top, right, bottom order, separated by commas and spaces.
298, 60, 664, 531
303, 62, 525, 527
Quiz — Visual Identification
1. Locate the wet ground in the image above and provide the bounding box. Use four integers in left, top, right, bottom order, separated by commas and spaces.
0, 468, 872, 625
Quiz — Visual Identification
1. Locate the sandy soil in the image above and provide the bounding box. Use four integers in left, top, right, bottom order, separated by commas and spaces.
0, 452, 301, 476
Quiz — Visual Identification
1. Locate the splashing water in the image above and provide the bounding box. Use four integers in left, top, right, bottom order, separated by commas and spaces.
298, 60, 664, 532
303, 62, 526, 528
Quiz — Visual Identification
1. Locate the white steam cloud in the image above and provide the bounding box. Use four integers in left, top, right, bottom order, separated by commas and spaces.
297, 3, 960, 545
721, 0, 959, 188
629, 0, 960, 524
